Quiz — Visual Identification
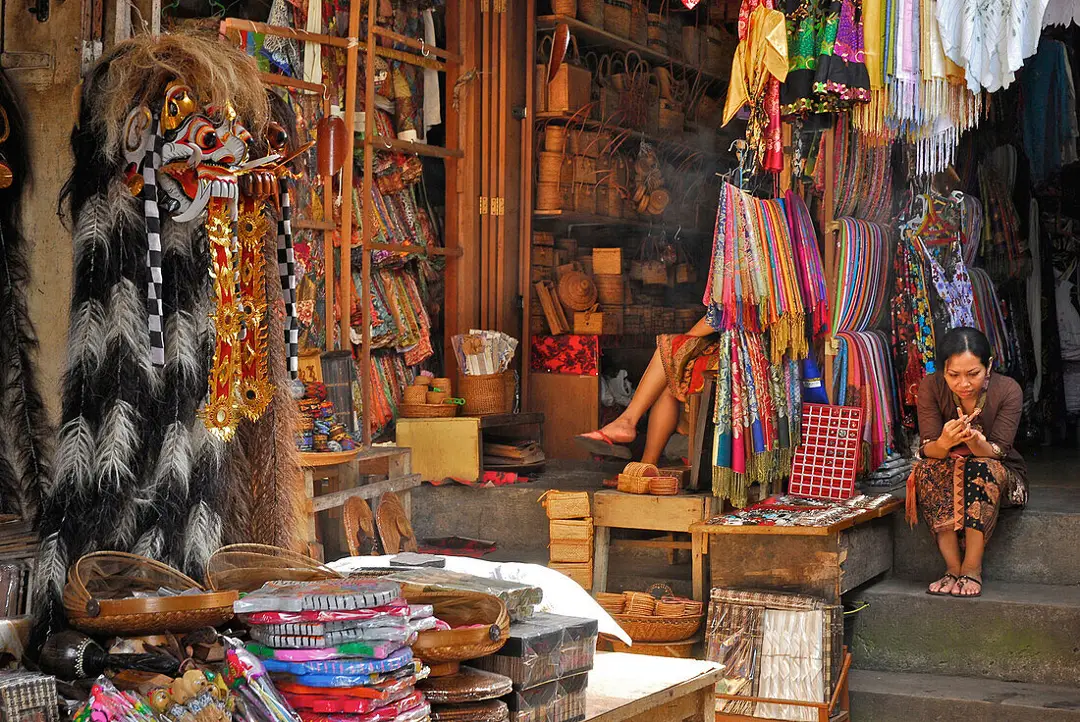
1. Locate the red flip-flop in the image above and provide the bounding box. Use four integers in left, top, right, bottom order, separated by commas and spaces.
574, 431, 633, 460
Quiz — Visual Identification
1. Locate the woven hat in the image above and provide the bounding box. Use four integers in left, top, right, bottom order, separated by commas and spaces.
419, 667, 513, 704
376, 492, 418, 554
431, 700, 509, 722
557, 271, 598, 312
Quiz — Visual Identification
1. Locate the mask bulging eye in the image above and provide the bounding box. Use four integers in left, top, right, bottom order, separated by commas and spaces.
266, 122, 288, 152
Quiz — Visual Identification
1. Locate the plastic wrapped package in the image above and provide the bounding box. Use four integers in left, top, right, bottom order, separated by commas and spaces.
704, 588, 840, 718
469, 613, 597, 689
0, 672, 58, 722
384, 569, 541, 620
249, 624, 415, 650
234, 580, 402, 614
504, 672, 587, 722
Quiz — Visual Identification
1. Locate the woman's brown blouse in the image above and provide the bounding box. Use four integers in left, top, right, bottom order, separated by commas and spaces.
916, 372, 1027, 481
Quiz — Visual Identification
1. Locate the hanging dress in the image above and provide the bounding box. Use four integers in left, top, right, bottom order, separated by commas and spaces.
813, 0, 872, 109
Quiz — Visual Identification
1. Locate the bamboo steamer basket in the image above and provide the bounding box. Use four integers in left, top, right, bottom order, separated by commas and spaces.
553, 0, 577, 15
630, 0, 647, 45
540, 490, 591, 519
603, 0, 631, 37
580, 0, 604, 26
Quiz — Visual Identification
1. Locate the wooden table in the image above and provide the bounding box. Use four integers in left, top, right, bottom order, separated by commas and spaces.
301, 447, 421, 560
690, 500, 902, 604
585, 652, 721, 721
592, 490, 714, 601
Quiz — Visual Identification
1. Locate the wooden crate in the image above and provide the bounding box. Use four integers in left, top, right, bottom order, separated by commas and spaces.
532, 246, 555, 266
533, 231, 555, 246
574, 310, 622, 335
593, 247, 623, 275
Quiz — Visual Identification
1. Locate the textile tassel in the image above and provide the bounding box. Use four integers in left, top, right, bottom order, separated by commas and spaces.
277, 176, 299, 378
143, 127, 166, 367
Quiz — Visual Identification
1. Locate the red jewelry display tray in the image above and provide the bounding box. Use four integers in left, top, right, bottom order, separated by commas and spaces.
788, 403, 864, 501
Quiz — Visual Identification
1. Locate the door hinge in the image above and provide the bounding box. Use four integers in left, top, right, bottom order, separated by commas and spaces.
493, 197, 506, 216
479, 196, 489, 215
480, 0, 490, 11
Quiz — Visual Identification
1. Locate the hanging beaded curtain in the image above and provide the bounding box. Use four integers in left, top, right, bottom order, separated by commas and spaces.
831, 218, 898, 471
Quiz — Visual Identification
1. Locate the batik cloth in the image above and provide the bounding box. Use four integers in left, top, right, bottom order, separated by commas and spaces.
908, 457, 1012, 541
656, 334, 722, 402
812, 0, 871, 108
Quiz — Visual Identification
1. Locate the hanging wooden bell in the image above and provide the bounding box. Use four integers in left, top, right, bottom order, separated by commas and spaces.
316, 116, 347, 177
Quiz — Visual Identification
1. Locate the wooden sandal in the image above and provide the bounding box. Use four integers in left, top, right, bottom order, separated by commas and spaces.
926, 573, 958, 596
573, 431, 633, 459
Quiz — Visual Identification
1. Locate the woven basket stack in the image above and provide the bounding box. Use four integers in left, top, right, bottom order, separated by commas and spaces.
598, 584, 704, 654
540, 491, 593, 590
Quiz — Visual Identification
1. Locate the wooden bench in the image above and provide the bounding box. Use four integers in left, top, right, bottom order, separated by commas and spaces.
592, 489, 714, 601
690, 500, 902, 605
585, 652, 721, 722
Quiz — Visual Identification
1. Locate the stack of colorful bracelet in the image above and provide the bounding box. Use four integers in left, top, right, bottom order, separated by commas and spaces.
235, 579, 442, 722
296, 382, 356, 452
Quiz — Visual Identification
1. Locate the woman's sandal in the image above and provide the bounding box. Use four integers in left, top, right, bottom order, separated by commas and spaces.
573, 431, 633, 460
926, 573, 958, 596
951, 575, 983, 598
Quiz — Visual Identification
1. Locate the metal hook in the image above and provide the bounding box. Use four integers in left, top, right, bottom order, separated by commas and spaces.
419, 37, 430, 58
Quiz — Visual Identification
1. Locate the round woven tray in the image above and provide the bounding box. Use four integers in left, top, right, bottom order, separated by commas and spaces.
418, 667, 513, 704
431, 700, 509, 722
613, 613, 703, 643
206, 543, 339, 592
409, 590, 510, 674
401, 402, 458, 418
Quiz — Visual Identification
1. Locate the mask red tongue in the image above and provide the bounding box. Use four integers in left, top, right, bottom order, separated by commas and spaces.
163, 164, 199, 199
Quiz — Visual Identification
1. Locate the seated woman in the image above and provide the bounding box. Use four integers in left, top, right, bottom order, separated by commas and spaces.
909, 327, 1027, 598
574, 316, 720, 465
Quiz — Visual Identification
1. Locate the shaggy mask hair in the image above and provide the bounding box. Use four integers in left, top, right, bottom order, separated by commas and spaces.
0, 71, 53, 522
35, 35, 277, 636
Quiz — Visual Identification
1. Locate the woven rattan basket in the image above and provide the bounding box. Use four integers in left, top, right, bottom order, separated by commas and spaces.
540, 490, 591, 519
649, 476, 680, 496
460, 372, 513, 416
613, 613, 703, 642
596, 592, 625, 614
603, 0, 631, 37
623, 591, 656, 615
401, 402, 459, 418
64, 552, 237, 635
206, 544, 339, 593
549, 518, 594, 541
617, 461, 658, 494
549, 539, 593, 563
580, 0, 603, 26
408, 589, 510, 676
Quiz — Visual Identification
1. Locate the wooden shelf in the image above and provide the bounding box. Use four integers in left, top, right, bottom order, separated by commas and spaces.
535, 112, 723, 161
536, 15, 729, 85
368, 136, 465, 160
533, 209, 710, 235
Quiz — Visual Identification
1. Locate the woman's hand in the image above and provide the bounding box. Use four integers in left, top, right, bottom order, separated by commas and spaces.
939, 418, 972, 448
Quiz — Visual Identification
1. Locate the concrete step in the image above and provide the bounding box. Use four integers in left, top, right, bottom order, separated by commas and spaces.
850, 578, 1080, 687
892, 506, 1080, 586
849, 670, 1080, 721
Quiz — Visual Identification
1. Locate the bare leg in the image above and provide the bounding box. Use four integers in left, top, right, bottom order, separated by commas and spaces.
582, 348, 669, 444
641, 388, 680, 465
928, 530, 962, 594
955, 528, 985, 596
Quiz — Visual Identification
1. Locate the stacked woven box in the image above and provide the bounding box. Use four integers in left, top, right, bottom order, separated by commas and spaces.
470, 613, 598, 722
234, 579, 435, 722
539, 491, 593, 590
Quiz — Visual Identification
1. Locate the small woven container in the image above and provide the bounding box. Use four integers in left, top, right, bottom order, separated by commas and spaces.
538, 151, 569, 184
460, 372, 513, 416
580, 0, 603, 26
540, 490, 591, 519
594, 274, 624, 306
404, 385, 429, 405
617, 474, 650, 494
572, 183, 596, 214
622, 461, 658, 477
536, 181, 572, 211
596, 592, 625, 614
401, 403, 458, 418
623, 591, 656, 615
647, 13, 667, 52
427, 390, 451, 405
603, 0, 631, 37
553, 0, 576, 15
655, 599, 687, 617
414, 376, 433, 387
630, 0, 647, 44
549, 539, 592, 563
550, 518, 594, 542
682, 600, 703, 616
549, 562, 593, 590
649, 476, 680, 496
432, 377, 453, 393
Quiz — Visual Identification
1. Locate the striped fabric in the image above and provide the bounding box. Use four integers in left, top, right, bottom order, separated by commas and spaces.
277, 177, 299, 378
142, 127, 165, 367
